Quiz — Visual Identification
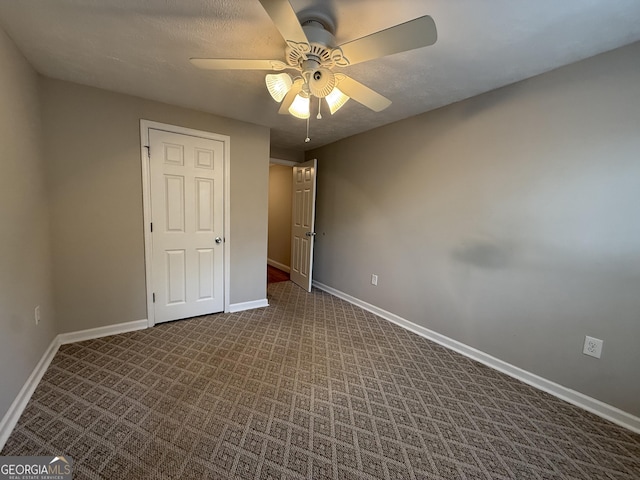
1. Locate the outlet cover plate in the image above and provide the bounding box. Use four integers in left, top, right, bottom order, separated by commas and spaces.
371, 274, 378, 286
583, 335, 603, 359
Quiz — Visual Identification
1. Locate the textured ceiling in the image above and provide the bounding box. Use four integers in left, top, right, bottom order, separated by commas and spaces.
1, 0, 639, 154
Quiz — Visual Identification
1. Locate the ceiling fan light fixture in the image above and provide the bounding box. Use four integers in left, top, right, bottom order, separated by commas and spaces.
265, 73, 293, 102
288, 92, 310, 119
308, 67, 336, 98
325, 87, 350, 115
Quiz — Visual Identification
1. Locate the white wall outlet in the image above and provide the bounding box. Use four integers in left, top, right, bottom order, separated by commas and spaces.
35, 305, 41, 325
583, 336, 603, 359
371, 274, 378, 286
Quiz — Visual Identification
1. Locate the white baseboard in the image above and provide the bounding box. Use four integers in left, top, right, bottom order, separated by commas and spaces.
312, 280, 640, 434
228, 299, 269, 313
0, 336, 61, 449
267, 258, 290, 273
58, 319, 148, 345
0, 318, 148, 450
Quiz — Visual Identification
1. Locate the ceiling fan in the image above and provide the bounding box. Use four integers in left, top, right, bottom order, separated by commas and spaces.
190, 0, 437, 131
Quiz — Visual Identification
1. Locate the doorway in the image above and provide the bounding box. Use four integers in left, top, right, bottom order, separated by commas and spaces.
267, 158, 318, 291
267, 159, 294, 284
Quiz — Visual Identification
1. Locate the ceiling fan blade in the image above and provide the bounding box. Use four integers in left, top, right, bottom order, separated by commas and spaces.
338, 15, 437, 66
190, 58, 288, 71
278, 79, 303, 114
336, 75, 391, 112
258, 0, 308, 45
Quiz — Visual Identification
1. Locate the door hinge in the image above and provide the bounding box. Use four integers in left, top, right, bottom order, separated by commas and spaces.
152, 293, 155, 303
144, 145, 150, 157
150, 222, 153, 233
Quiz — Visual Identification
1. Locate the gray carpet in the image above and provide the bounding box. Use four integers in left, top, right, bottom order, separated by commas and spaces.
2, 281, 639, 479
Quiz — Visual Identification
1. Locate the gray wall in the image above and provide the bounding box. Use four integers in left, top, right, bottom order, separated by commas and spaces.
41, 78, 270, 333
268, 165, 293, 268
308, 42, 640, 416
0, 30, 57, 420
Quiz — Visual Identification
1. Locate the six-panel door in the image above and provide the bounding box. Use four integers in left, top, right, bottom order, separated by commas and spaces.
290, 159, 317, 292
149, 129, 225, 323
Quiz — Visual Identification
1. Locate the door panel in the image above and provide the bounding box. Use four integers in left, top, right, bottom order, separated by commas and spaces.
290, 159, 317, 292
196, 248, 214, 300
166, 250, 186, 305
195, 178, 214, 232
149, 128, 225, 323
165, 175, 185, 232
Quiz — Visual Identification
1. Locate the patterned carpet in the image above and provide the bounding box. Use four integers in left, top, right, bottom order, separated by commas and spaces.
2, 281, 639, 479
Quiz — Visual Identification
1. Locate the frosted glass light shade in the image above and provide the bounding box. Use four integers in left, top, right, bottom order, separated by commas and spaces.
265, 73, 293, 102
288, 93, 310, 119
325, 87, 350, 114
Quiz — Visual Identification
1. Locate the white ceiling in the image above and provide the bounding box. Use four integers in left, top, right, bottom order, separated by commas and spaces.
1, 1, 639, 154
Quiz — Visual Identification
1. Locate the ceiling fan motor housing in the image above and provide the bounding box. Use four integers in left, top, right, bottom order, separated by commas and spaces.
285, 21, 348, 98
286, 23, 335, 66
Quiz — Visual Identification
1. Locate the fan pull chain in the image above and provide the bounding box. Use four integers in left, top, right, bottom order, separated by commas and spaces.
305, 116, 310, 143
317, 97, 322, 120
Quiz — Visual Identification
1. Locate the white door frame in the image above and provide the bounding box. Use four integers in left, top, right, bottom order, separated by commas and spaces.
140, 120, 231, 327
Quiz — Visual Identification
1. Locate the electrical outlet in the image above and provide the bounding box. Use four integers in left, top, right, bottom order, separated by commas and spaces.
583, 336, 603, 359
371, 274, 378, 286
35, 305, 41, 325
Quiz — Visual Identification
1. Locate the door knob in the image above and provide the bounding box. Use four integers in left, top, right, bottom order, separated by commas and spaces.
305, 232, 316, 237
215, 237, 222, 244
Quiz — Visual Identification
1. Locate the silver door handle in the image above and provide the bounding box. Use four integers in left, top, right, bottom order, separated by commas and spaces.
305, 232, 316, 237
215, 237, 222, 244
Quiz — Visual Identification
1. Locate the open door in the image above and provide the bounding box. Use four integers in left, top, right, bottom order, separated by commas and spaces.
290, 159, 317, 292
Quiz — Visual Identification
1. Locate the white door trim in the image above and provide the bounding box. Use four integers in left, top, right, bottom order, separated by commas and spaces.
140, 120, 231, 327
